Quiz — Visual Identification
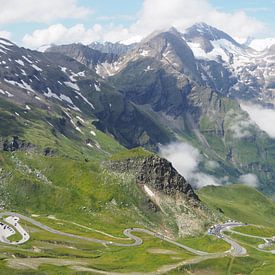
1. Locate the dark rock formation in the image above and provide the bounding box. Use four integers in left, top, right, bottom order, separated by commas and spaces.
44, 147, 55, 156
137, 156, 199, 200
1, 136, 34, 152
107, 155, 199, 201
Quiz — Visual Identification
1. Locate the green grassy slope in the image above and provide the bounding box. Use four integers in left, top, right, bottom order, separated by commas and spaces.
198, 184, 275, 227
1, 93, 275, 274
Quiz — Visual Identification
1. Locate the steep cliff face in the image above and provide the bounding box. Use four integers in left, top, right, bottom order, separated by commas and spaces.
47, 43, 118, 68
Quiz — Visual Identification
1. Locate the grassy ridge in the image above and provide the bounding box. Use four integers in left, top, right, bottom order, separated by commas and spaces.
198, 184, 275, 227
233, 225, 275, 238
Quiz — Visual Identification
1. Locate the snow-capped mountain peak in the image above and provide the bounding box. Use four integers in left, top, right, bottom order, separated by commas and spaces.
44, 23, 275, 104
184, 23, 239, 46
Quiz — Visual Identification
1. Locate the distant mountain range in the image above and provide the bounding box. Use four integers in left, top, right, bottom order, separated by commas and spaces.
47, 23, 275, 104
1, 22, 275, 275
1, 23, 275, 195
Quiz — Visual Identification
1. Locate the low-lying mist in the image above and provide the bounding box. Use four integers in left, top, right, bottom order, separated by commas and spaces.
159, 142, 222, 188
159, 141, 260, 189
241, 103, 275, 138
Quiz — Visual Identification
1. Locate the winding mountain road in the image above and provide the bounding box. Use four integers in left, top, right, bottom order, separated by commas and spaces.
227, 226, 275, 254
0, 212, 251, 257
215, 223, 247, 256
0, 212, 208, 255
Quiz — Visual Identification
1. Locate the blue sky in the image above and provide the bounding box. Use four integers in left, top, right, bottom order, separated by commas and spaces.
0, 0, 274, 48
2, 0, 143, 42
209, 0, 275, 30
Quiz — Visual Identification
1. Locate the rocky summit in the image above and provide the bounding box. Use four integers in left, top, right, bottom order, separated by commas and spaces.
137, 155, 198, 199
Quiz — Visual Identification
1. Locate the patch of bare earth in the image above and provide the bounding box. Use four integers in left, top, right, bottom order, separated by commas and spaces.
6, 258, 91, 270
147, 248, 178, 255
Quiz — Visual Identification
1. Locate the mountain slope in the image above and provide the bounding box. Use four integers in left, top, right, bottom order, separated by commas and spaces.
0, 37, 214, 238
0, 95, 213, 238
184, 23, 275, 102
47, 43, 119, 69
2, 27, 275, 195
89, 41, 135, 56
103, 28, 275, 194
198, 184, 275, 227
0, 38, 173, 149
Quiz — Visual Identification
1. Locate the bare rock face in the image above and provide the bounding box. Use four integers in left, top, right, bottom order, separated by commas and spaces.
107, 155, 199, 201
1, 136, 34, 152
106, 155, 214, 236
47, 43, 118, 68
137, 156, 199, 200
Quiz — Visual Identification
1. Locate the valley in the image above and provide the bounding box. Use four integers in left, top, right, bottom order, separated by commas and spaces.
0, 10, 275, 274
0, 212, 274, 274
0, 207, 274, 273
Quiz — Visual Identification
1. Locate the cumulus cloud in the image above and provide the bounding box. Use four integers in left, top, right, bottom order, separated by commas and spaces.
22, 0, 266, 49
22, 24, 134, 49
130, 0, 265, 40
0, 30, 11, 40
241, 103, 275, 138
159, 142, 222, 188
0, 0, 91, 24
23, 24, 102, 48
239, 173, 259, 188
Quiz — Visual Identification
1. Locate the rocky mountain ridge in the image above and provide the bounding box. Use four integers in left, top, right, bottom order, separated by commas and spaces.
0, 37, 172, 149
2, 25, 275, 194
47, 24, 275, 104
106, 153, 214, 236
89, 41, 135, 56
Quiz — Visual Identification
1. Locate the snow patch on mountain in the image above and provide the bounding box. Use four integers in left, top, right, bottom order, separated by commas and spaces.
31, 64, 43, 72
4, 78, 36, 93
0, 88, 13, 97
64, 81, 80, 91
0, 38, 13, 47
15, 59, 25, 66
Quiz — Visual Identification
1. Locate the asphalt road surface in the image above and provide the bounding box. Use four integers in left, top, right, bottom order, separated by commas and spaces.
209, 222, 247, 256
0, 212, 253, 257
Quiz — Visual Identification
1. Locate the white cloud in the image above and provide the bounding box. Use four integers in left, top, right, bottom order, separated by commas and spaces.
21, 0, 267, 49
159, 142, 222, 188
0, 0, 91, 24
23, 24, 101, 48
130, 0, 265, 40
22, 24, 133, 49
241, 103, 275, 138
0, 30, 11, 40
239, 173, 259, 188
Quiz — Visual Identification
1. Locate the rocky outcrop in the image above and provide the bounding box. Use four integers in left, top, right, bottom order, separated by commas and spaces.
47, 43, 118, 68
106, 155, 214, 236
107, 155, 199, 201
1, 136, 34, 152
137, 156, 199, 200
